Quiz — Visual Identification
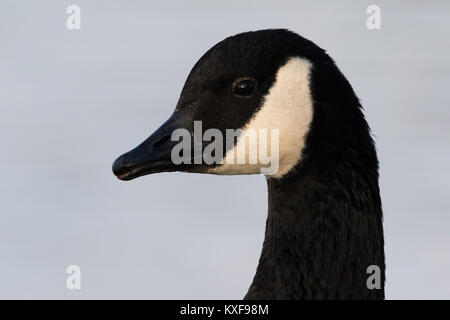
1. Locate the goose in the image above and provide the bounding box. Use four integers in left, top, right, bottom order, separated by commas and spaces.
112, 29, 385, 300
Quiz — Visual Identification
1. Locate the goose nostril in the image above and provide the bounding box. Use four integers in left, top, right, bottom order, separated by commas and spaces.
152, 134, 171, 149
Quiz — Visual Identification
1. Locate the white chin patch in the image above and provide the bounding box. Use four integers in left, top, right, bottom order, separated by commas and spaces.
210, 57, 314, 178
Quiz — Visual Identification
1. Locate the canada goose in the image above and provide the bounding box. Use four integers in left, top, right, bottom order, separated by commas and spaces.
112, 29, 385, 299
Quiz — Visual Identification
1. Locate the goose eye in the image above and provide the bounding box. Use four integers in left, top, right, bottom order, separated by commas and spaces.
233, 78, 256, 97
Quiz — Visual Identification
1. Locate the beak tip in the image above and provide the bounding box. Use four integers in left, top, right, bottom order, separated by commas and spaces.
112, 154, 125, 177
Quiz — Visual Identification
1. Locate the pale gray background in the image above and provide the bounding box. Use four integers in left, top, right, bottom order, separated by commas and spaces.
1, 0, 449, 299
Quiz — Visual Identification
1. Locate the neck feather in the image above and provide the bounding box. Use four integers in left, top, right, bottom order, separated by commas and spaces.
244, 154, 385, 300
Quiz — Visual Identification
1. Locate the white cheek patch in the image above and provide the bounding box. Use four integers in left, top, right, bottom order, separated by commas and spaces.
210, 57, 314, 178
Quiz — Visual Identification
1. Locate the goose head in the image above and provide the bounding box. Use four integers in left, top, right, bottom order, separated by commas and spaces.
112, 29, 384, 299
112, 29, 328, 180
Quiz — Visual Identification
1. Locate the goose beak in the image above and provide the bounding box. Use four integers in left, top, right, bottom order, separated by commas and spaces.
112, 108, 194, 181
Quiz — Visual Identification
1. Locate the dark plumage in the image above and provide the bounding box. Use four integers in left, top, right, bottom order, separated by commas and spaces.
113, 29, 385, 299
244, 30, 385, 300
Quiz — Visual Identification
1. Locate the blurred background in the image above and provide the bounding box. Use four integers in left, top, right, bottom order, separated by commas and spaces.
0, 0, 449, 299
